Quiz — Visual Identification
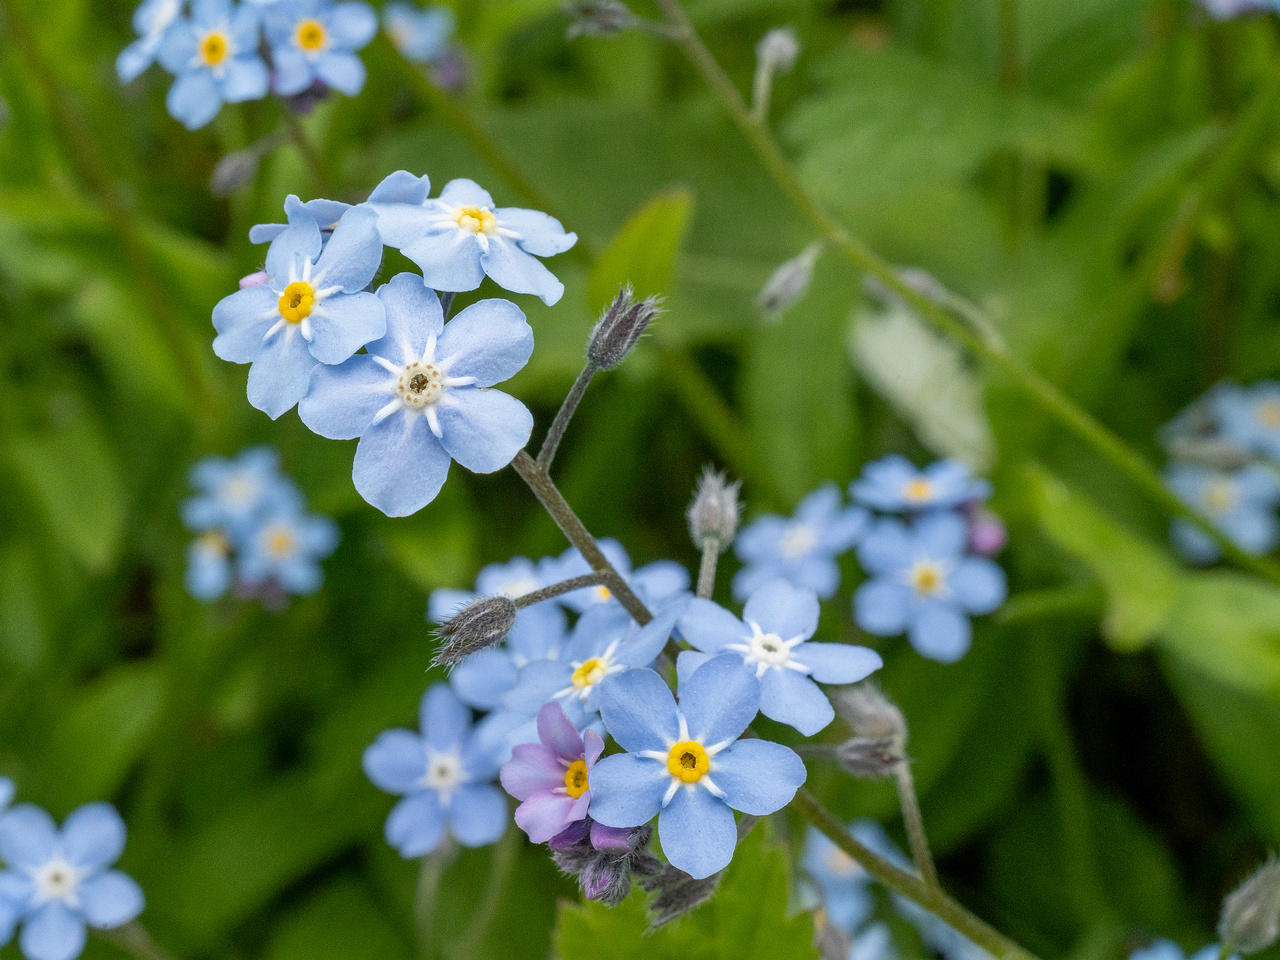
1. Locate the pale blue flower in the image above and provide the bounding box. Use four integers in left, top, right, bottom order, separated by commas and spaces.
589, 657, 806, 879
854, 511, 1006, 663
733, 484, 868, 601
1198, 0, 1277, 17
365, 171, 578, 306
1166, 464, 1280, 565
212, 202, 386, 418
801, 821, 890, 933
1130, 944, 1230, 960
181, 446, 298, 535
184, 532, 233, 600
677, 580, 881, 736
248, 197, 352, 245
0, 782, 12, 815
116, 0, 185, 83
236, 502, 339, 595
157, 0, 269, 130
849, 923, 896, 960
851, 455, 991, 513
363, 684, 508, 856
0, 803, 145, 960
546, 539, 690, 630
1212, 380, 1280, 463
264, 0, 378, 97
384, 2, 453, 63
299, 273, 534, 516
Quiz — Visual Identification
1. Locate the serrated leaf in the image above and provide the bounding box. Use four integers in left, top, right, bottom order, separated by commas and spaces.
587, 187, 694, 313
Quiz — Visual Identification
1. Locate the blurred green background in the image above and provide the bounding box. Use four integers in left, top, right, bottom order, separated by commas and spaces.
4, 0, 1280, 957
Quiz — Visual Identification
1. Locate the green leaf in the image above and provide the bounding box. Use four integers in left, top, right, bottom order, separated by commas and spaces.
264, 878, 412, 960
586, 187, 694, 313
1160, 573, 1280, 695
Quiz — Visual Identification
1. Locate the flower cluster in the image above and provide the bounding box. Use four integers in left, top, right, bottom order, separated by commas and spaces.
0, 781, 144, 960
383, 2, 455, 66
117, 0, 380, 130
181, 446, 339, 604
1160, 382, 1280, 565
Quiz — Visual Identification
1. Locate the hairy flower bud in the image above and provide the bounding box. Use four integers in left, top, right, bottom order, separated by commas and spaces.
433, 595, 517, 666
586, 286, 661, 370
564, 1, 635, 38
756, 27, 800, 73
836, 735, 903, 779
551, 820, 660, 907
687, 468, 741, 553
1220, 858, 1280, 954
833, 682, 907, 779
647, 866, 720, 928
210, 148, 261, 196
757, 243, 822, 320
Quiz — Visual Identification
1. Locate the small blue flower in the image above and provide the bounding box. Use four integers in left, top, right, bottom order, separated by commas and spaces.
801, 821, 889, 933
851, 455, 991, 513
733, 484, 868, 601
383, 2, 453, 63
1212, 381, 1280, 463
184, 532, 233, 601
363, 684, 508, 857
116, 0, 184, 83
236, 503, 339, 596
213, 202, 386, 418
849, 923, 897, 960
1130, 944, 1231, 960
1166, 464, 1280, 565
365, 171, 578, 306
298, 273, 534, 516
1198, 0, 1277, 17
677, 580, 882, 736
0, 803, 145, 960
181, 446, 298, 535
264, 0, 378, 97
854, 511, 1006, 663
547, 539, 691, 629
157, 0, 269, 130
589, 657, 806, 880
248, 197, 352, 245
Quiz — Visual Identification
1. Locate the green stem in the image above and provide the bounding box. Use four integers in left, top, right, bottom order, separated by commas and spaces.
415, 841, 456, 960
696, 539, 720, 599
515, 572, 608, 607
455, 827, 519, 959
538, 362, 599, 470
283, 110, 334, 196
894, 762, 939, 892
101, 923, 179, 960
650, 0, 1280, 588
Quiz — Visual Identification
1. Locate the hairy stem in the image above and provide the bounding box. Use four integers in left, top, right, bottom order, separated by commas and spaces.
894, 762, 939, 892
538, 363, 599, 470
101, 923, 179, 960
696, 540, 720, 599
515, 572, 607, 608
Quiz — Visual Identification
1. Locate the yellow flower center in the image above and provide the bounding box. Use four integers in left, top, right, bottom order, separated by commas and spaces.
563, 760, 589, 798
199, 31, 230, 67
667, 741, 709, 783
1258, 401, 1280, 430
904, 478, 934, 502
278, 281, 315, 323
198, 531, 229, 554
910, 561, 944, 595
266, 527, 295, 557
1204, 478, 1236, 514
592, 585, 612, 603
454, 205, 497, 235
296, 19, 327, 52
571, 657, 607, 689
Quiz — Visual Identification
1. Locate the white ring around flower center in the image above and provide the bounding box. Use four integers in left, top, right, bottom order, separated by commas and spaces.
780, 524, 817, 558
423, 748, 464, 796
725, 621, 808, 678
32, 858, 85, 908
397, 361, 445, 409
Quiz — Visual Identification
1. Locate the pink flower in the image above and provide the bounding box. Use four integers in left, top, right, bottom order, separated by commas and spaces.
500, 702, 604, 843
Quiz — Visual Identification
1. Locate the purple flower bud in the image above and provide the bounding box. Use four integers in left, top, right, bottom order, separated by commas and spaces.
968, 509, 1007, 556
239, 270, 270, 290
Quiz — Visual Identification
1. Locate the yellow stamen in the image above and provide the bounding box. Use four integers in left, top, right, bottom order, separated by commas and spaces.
571, 657, 607, 689
278, 281, 315, 323
1205, 479, 1236, 514
198, 531, 229, 554
667, 741, 710, 783
295, 19, 326, 52
903, 478, 934, 502
267, 529, 295, 556
1258, 401, 1280, 430
910, 562, 943, 595
592, 585, 612, 603
454, 205, 497, 235
199, 31, 230, 67
564, 760, 589, 798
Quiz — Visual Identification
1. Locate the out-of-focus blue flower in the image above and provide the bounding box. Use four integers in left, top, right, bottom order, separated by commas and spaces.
0, 803, 145, 960
184, 532, 233, 600
213, 202, 386, 418
182, 446, 297, 534
500, 702, 603, 843
384, 2, 453, 63
1212, 381, 1280, 462
237, 504, 339, 595
117, 0, 185, 83
589, 657, 805, 880
0, 781, 11, 815
547, 539, 690, 629
800, 821, 893, 933
854, 511, 1006, 663
1130, 943, 1229, 960
363, 684, 508, 857
157, 0, 269, 130
1197, 0, 1277, 18
364, 171, 578, 306
1166, 464, 1280, 565
248, 197, 352, 245
677, 580, 881, 736
732, 484, 868, 601
849, 923, 897, 960
264, 0, 378, 97
299, 273, 534, 516
851, 455, 991, 513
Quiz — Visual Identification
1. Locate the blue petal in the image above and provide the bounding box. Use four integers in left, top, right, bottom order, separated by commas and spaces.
759, 669, 833, 736
313, 206, 383, 293
857, 519, 913, 574
616, 608, 680, 668
271, 46, 313, 96
736, 516, 787, 561
820, 506, 870, 553
20, 904, 85, 960
908, 601, 971, 663
367, 171, 431, 207
657, 785, 736, 880
796, 484, 843, 526
428, 588, 474, 624
352, 411, 451, 516
585, 754, 667, 828
265, 204, 323, 283
677, 599, 743, 653
186, 543, 231, 600
228, 3, 261, 48
156, 22, 195, 73
502, 660, 572, 716
914, 510, 967, 559
0, 891, 19, 948
633, 561, 690, 605
436, 299, 533, 386
0, 779, 12, 811
731, 562, 783, 603
675, 650, 714, 687
439, 179, 495, 208
77, 872, 144, 929
116, 39, 154, 83
328, 2, 378, 46
166, 69, 221, 130
368, 273, 444, 367
793, 641, 882, 685
420, 684, 469, 751
949, 558, 1006, 614
709, 738, 806, 815
212, 286, 280, 364
315, 51, 365, 95
508, 604, 567, 661
306, 292, 386, 365
447, 785, 508, 847
436, 389, 532, 474
854, 579, 912, 636
403, 231, 486, 293
0, 805, 58, 870
596, 668, 678, 753
742, 579, 818, 641
220, 56, 268, 102
481, 238, 565, 305
299, 354, 390, 440
386, 791, 445, 858
366, 202, 434, 250
494, 207, 577, 257
61, 803, 125, 871
247, 327, 318, 419
678, 655, 759, 746
450, 649, 518, 711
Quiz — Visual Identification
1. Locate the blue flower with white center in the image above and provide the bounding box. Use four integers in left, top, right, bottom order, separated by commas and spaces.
801, 821, 893, 934
248, 196, 352, 245
1166, 464, 1280, 565
181, 446, 298, 535
116, 0, 185, 83
677, 580, 882, 736
383, 2, 453, 63
212, 203, 386, 419
547, 539, 691, 628
264, 0, 378, 97
184, 532, 233, 600
589, 657, 806, 880
732, 484, 868, 601
236, 503, 339, 596
0, 803, 145, 960
851, 455, 991, 514
365, 171, 578, 306
298, 273, 534, 516
1212, 380, 1280, 463
854, 511, 1006, 663
363, 684, 508, 857
157, 0, 269, 130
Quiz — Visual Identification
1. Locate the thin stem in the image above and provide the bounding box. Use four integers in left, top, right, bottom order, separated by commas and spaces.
538, 363, 599, 470
415, 840, 456, 960
650, 0, 1280, 588
455, 827, 518, 959
283, 110, 333, 196
696, 540, 720, 599
894, 762, 939, 892
101, 923, 178, 960
750, 62, 773, 126
515, 572, 607, 608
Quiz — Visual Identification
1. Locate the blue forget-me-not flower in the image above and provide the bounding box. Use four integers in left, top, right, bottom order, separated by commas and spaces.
802, 821, 890, 934
365, 171, 578, 306
678, 579, 882, 736
733, 484, 868, 601
181, 446, 299, 534
383, 2, 454, 63
851, 455, 991, 514
213, 202, 385, 418
363, 684, 508, 857
157, 0, 270, 130
264, 0, 378, 97
248, 197, 352, 245
116, 0, 184, 83
299, 273, 534, 516
1212, 380, 1280, 463
589, 657, 806, 879
236, 501, 339, 596
854, 511, 1006, 663
1165, 464, 1280, 565
0, 803, 145, 960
